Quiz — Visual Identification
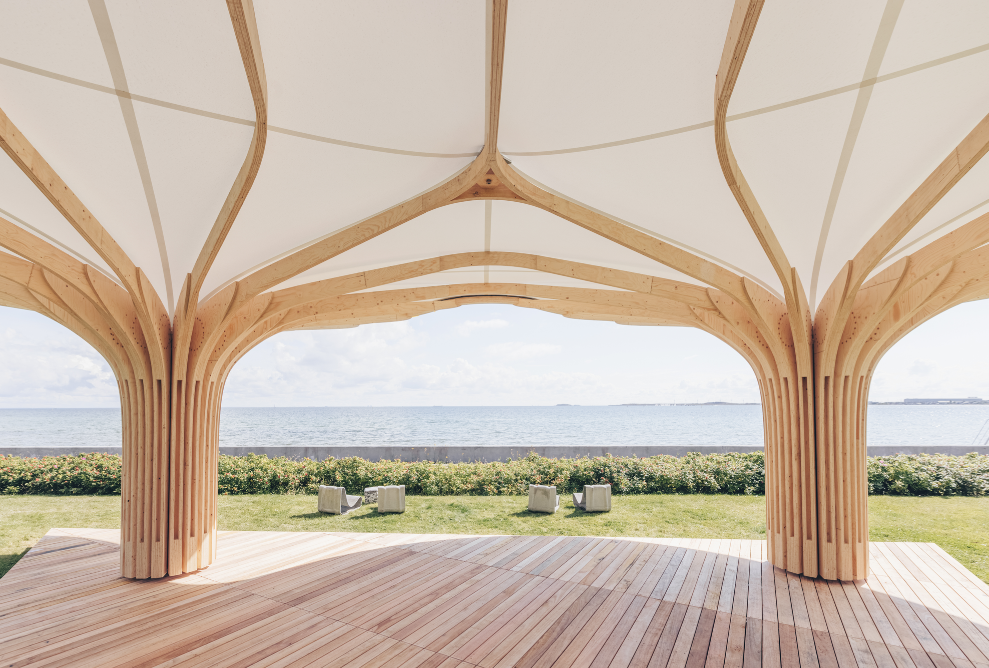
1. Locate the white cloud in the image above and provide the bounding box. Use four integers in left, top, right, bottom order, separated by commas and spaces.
214, 308, 770, 406
908, 360, 933, 376
9, 299, 989, 409
0, 311, 118, 407
455, 319, 508, 336
484, 342, 562, 360
223, 333, 602, 404
869, 302, 989, 402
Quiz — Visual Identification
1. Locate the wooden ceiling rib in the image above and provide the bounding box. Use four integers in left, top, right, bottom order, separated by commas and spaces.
186, 0, 269, 305
0, 105, 145, 303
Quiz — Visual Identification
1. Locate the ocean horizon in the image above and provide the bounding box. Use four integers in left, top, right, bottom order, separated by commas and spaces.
3, 404, 989, 451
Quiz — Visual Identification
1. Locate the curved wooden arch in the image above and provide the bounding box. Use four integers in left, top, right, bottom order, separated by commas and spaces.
711, 0, 989, 579
804, 118, 989, 578
712, 0, 834, 577
204, 290, 766, 415
0, 0, 266, 578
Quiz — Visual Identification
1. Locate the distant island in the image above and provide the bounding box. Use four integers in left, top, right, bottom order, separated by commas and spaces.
869, 397, 988, 405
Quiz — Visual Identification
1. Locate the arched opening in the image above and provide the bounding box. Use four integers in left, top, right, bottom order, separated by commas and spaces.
0, 307, 121, 449
869, 300, 989, 445
219, 302, 765, 443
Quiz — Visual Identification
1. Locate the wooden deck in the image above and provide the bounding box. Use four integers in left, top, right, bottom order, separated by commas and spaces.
2, 530, 989, 668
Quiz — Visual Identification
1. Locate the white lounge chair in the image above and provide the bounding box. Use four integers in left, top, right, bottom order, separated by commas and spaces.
528, 484, 559, 514
318, 485, 363, 515
378, 485, 406, 513
573, 484, 612, 512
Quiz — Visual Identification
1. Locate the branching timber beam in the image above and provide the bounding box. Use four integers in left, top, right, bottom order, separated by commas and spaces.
713, 0, 812, 368
861, 210, 989, 313
817, 111, 989, 368
161, 0, 517, 574
257, 252, 716, 318
216, 277, 775, 389
852, 113, 989, 292
715, 1, 795, 297
485, 0, 508, 151
197, 255, 733, 424
170, 0, 269, 367
214, 293, 738, 385
276, 283, 696, 324
709, 0, 819, 577
870, 243, 989, 363
0, 217, 106, 307
0, 218, 155, 391
0, 109, 140, 300
186, 0, 268, 303
830, 227, 987, 397
809, 109, 989, 582
492, 157, 753, 307
0, 107, 170, 377
224, 0, 511, 307
0, 83, 173, 583
166, 0, 271, 577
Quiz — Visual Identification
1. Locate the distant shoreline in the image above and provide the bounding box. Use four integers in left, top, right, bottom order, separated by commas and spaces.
0, 403, 766, 410
6, 402, 988, 409
4, 444, 988, 462
612, 402, 760, 406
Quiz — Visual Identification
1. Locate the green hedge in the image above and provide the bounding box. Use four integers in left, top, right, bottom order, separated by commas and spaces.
1, 451, 987, 497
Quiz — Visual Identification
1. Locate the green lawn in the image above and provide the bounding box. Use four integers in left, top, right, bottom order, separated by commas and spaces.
2, 494, 987, 582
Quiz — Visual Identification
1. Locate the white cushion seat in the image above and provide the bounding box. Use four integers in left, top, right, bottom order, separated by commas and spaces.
527, 484, 559, 514
573, 484, 612, 512
318, 485, 363, 515
378, 485, 406, 513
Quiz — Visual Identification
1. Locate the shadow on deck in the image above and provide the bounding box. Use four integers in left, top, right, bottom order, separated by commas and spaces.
2, 528, 988, 667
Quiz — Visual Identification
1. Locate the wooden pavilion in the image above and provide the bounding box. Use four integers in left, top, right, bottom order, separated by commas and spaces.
0, 0, 987, 594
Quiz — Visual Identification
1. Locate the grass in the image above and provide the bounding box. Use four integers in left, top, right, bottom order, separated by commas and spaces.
2, 494, 987, 583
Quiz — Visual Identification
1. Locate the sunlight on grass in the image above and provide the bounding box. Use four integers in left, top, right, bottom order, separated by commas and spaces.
2, 494, 986, 582
0, 496, 121, 579
217, 494, 769, 539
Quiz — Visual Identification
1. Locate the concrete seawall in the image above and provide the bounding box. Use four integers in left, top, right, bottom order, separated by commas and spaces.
3, 444, 988, 462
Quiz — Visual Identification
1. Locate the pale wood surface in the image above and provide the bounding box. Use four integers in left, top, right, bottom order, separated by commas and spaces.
3, 530, 988, 668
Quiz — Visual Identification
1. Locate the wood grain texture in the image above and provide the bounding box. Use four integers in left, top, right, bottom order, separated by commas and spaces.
3, 531, 986, 668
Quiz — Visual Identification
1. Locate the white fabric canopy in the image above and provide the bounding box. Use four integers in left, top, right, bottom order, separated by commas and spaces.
1, 0, 987, 313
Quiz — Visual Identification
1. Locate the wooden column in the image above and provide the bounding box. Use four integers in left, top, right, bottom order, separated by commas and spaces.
714, 0, 989, 581
757, 351, 819, 580
117, 359, 172, 579
0, 0, 267, 579
0, 247, 173, 579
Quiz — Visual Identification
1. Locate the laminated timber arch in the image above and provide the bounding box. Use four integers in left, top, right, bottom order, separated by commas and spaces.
0, 0, 988, 581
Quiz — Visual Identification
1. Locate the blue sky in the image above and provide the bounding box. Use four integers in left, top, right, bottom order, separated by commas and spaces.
1, 300, 988, 407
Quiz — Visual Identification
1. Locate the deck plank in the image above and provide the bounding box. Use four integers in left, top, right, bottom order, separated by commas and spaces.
2, 532, 988, 668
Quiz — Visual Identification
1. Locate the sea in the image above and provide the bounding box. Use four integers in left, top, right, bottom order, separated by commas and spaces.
2, 405, 989, 450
